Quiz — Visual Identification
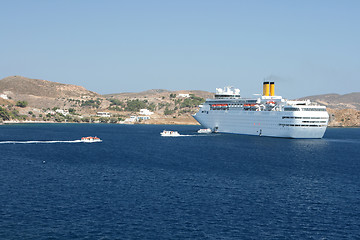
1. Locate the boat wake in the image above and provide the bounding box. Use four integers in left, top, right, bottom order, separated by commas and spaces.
0, 140, 84, 144
163, 134, 214, 137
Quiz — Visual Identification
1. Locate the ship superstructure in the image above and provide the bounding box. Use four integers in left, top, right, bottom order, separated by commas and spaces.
193, 82, 329, 138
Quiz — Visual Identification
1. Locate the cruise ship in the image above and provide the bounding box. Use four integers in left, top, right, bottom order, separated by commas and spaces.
193, 82, 329, 138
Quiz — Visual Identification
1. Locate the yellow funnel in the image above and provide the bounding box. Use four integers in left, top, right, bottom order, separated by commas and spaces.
263, 82, 270, 96
270, 82, 275, 96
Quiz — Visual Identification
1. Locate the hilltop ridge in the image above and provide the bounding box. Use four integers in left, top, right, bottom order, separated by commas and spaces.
0, 76, 99, 98
105, 89, 213, 100
0, 76, 101, 109
299, 92, 360, 110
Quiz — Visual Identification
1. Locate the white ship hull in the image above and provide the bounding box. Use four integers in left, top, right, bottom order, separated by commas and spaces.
194, 83, 329, 139
194, 110, 328, 138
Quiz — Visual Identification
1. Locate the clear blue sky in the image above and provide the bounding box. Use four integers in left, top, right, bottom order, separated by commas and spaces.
1, 0, 359, 98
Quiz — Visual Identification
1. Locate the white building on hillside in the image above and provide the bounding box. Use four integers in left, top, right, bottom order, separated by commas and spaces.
97, 112, 111, 117
56, 109, 69, 116
137, 116, 150, 120
46, 110, 56, 115
0, 94, 9, 99
124, 115, 151, 123
139, 109, 154, 115
178, 94, 190, 98
125, 116, 137, 123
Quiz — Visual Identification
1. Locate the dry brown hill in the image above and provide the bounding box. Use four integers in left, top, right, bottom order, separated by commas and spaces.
105, 89, 213, 100
0, 76, 102, 109
105, 89, 170, 98
299, 92, 360, 110
0, 76, 99, 98
327, 108, 360, 127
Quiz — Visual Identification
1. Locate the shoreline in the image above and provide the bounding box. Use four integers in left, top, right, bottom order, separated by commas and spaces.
0, 120, 199, 126
1, 120, 359, 128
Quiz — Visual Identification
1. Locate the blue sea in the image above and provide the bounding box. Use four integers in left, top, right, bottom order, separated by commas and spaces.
0, 124, 359, 239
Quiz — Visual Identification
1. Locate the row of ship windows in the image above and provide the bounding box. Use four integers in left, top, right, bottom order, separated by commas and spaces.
211, 105, 253, 108
209, 108, 263, 112
210, 107, 229, 110
302, 108, 327, 111
282, 116, 328, 119
208, 101, 258, 106
302, 121, 327, 123
210, 108, 259, 111
279, 124, 326, 127
284, 108, 326, 111
209, 107, 326, 111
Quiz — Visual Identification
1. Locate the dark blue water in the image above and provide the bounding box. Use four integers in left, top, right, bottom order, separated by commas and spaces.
0, 124, 359, 239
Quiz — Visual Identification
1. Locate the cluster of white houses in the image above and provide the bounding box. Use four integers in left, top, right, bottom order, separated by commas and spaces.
124, 109, 154, 123
178, 93, 190, 98
96, 109, 154, 123
43, 109, 70, 116
29, 108, 154, 124
96, 112, 111, 117
0, 94, 9, 99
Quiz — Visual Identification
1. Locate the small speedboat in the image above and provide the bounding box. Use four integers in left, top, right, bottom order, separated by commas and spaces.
81, 136, 102, 142
197, 128, 212, 134
160, 130, 181, 137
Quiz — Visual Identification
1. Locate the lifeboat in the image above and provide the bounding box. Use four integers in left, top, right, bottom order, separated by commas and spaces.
243, 104, 257, 107
211, 104, 228, 107
81, 136, 102, 142
266, 101, 276, 105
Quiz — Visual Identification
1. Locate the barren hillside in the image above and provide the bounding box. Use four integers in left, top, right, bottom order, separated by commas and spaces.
299, 92, 360, 110
105, 89, 213, 100
0, 76, 105, 109
0, 76, 99, 98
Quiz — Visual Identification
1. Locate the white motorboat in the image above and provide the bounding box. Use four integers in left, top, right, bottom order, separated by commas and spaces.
197, 128, 212, 134
160, 130, 181, 137
81, 136, 102, 142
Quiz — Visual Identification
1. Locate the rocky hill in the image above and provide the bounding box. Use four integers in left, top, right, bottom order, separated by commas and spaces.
299, 92, 360, 110
0, 76, 99, 98
0, 76, 101, 109
0, 76, 211, 124
105, 89, 213, 100
327, 108, 360, 127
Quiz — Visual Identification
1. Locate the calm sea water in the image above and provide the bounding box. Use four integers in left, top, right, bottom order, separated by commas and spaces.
0, 124, 359, 239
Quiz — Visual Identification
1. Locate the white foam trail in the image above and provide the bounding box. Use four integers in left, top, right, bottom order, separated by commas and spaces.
163, 134, 210, 137
0, 140, 85, 144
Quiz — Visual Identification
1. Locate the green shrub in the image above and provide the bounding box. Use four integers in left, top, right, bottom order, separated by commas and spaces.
16, 101, 28, 108
0, 106, 11, 120
81, 99, 101, 108
125, 99, 147, 112
164, 107, 175, 115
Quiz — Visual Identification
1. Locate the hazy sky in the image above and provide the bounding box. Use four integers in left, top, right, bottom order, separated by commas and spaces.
1, 0, 359, 98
